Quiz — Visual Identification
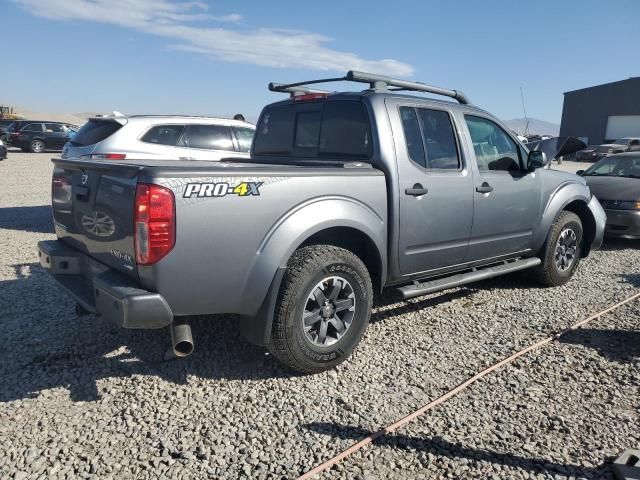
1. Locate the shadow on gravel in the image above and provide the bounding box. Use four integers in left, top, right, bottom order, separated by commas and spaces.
600, 237, 639, 252
619, 273, 640, 287
305, 423, 613, 478
558, 328, 640, 363
0, 205, 54, 233
0, 263, 298, 403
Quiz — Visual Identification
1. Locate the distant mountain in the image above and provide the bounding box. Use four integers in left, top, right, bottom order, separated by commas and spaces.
503, 118, 560, 136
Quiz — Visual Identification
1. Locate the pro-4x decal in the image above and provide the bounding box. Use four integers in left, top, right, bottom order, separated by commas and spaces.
183, 182, 262, 198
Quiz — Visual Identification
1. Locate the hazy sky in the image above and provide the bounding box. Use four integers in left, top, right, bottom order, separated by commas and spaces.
3, 0, 639, 123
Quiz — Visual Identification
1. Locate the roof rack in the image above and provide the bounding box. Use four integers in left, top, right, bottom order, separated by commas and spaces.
268, 70, 470, 105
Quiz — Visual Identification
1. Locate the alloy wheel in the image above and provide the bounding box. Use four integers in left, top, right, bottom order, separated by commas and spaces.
554, 227, 578, 272
302, 276, 356, 347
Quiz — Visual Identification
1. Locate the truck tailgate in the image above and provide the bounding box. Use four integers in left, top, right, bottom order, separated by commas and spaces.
51, 159, 141, 278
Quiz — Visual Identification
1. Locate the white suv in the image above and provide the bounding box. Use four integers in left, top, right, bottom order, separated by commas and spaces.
62, 115, 255, 161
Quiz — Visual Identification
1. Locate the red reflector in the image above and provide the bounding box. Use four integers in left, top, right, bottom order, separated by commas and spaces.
81, 153, 127, 160
291, 93, 328, 101
134, 183, 175, 265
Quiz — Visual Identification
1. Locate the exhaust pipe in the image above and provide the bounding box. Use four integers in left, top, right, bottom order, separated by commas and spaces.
169, 319, 194, 358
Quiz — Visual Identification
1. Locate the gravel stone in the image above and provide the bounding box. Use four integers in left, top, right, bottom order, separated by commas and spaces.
0, 153, 638, 480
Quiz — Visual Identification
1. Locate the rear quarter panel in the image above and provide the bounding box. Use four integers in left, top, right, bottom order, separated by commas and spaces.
139, 168, 387, 317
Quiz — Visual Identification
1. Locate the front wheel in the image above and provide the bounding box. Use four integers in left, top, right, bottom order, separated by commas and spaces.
533, 211, 583, 286
268, 245, 373, 373
30, 140, 45, 153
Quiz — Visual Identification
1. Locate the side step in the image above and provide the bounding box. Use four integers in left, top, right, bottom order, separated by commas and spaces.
396, 257, 542, 300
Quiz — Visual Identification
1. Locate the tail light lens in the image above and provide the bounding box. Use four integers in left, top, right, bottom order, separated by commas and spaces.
52, 174, 71, 204
81, 153, 127, 160
134, 183, 175, 265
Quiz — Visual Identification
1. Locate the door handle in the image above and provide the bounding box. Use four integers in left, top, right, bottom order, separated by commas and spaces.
476, 182, 494, 193
405, 184, 428, 196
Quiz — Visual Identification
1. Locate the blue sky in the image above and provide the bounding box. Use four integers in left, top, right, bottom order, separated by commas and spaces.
2, 0, 639, 123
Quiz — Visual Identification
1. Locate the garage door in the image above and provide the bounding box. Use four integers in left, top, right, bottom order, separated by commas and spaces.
605, 115, 640, 140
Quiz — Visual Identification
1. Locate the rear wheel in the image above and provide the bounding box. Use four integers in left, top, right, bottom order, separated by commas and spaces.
30, 140, 45, 153
533, 211, 583, 286
269, 245, 373, 373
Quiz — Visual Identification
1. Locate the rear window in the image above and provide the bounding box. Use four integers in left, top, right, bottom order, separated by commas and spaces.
254, 101, 372, 159
71, 120, 123, 147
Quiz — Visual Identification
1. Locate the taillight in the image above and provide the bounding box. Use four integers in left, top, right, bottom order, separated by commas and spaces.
52, 174, 71, 204
81, 153, 127, 160
134, 183, 175, 265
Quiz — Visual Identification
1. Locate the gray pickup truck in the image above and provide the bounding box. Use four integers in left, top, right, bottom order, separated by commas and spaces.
38, 71, 606, 373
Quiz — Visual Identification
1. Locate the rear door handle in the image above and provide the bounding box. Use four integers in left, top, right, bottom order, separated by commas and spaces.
405, 184, 428, 196
476, 182, 494, 193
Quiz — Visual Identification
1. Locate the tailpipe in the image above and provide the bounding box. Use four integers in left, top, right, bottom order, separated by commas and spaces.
169, 320, 194, 358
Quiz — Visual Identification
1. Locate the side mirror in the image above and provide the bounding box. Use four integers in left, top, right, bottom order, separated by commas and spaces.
576, 170, 585, 176
527, 150, 547, 170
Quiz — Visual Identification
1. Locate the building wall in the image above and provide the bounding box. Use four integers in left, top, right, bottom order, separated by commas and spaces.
559, 77, 640, 145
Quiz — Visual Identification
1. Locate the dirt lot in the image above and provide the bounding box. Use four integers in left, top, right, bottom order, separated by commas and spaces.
0, 150, 638, 480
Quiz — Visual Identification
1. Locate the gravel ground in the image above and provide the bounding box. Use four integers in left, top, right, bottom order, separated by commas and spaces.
0, 150, 638, 480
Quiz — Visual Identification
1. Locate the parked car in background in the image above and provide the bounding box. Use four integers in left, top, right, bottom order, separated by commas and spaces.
4, 121, 79, 153
0, 138, 6, 160
595, 137, 640, 160
61, 115, 255, 161
576, 145, 599, 162
578, 153, 640, 239
609, 137, 640, 153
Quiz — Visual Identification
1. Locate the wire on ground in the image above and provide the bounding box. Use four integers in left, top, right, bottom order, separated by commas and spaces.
297, 291, 640, 480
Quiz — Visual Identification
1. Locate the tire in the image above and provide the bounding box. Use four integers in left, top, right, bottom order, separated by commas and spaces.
533, 211, 583, 287
269, 245, 373, 373
30, 140, 45, 153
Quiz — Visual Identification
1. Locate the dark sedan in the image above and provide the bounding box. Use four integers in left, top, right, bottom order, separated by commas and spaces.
578, 153, 640, 239
0, 138, 6, 160
576, 145, 599, 162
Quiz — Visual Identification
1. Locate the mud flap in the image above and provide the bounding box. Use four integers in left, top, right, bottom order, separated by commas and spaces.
238, 267, 286, 346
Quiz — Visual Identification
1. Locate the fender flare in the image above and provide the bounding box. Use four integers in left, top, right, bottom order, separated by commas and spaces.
532, 181, 593, 253
238, 195, 386, 346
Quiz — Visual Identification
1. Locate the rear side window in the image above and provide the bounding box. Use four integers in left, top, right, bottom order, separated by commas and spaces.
254, 101, 372, 159
22, 123, 44, 132
233, 127, 254, 152
179, 124, 234, 151
45, 123, 66, 133
399, 106, 461, 170
141, 125, 185, 146
71, 120, 123, 146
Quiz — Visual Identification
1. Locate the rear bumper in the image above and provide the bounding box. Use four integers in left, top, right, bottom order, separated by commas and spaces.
37, 240, 173, 329
604, 209, 640, 239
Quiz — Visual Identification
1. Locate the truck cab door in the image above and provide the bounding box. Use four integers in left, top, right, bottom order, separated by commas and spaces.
387, 100, 474, 275
461, 114, 542, 261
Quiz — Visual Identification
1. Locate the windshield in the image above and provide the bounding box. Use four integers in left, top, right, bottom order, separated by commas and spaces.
583, 155, 640, 178
613, 139, 628, 145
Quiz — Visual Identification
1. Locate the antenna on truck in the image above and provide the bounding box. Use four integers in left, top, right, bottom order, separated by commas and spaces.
268, 70, 471, 105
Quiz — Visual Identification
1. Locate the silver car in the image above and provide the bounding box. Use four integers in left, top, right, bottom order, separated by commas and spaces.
62, 115, 255, 161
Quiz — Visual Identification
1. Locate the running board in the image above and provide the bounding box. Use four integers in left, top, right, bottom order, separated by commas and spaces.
396, 257, 542, 300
